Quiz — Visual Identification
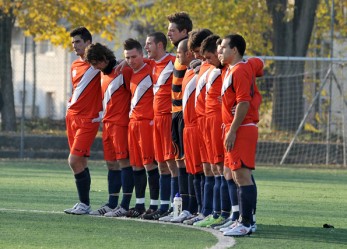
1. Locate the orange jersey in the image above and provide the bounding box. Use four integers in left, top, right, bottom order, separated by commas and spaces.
101, 66, 132, 126
195, 61, 212, 117
129, 63, 154, 120
67, 59, 101, 117
221, 58, 264, 125
172, 59, 187, 113
151, 53, 175, 115
205, 67, 223, 116
182, 68, 198, 126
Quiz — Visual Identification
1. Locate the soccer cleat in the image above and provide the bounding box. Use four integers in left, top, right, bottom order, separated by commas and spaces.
142, 209, 167, 220
206, 216, 226, 228
213, 218, 235, 230
141, 208, 156, 218
219, 220, 238, 232
70, 203, 91, 215
158, 211, 174, 222
223, 222, 252, 236
170, 210, 193, 223
89, 204, 113, 216
193, 214, 214, 227
64, 203, 79, 214
251, 223, 257, 233
183, 213, 205, 225
126, 207, 145, 218
104, 206, 128, 217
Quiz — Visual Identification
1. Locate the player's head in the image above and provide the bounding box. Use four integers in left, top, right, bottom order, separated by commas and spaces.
188, 28, 213, 59
167, 12, 193, 46
123, 38, 144, 71
176, 39, 193, 66
84, 43, 116, 71
218, 34, 246, 66
145, 32, 167, 60
201, 34, 221, 67
70, 26, 92, 57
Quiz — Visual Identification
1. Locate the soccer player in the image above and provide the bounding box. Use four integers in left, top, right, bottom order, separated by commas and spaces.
217, 34, 263, 236
64, 27, 101, 215
123, 38, 160, 218
159, 12, 193, 222
84, 43, 134, 217
142, 32, 178, 220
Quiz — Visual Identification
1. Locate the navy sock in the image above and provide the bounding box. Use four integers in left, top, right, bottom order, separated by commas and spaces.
202, 176, 214, 217
74, 168, 91, 206
178, 168, 189, 211
147, 168, 160, 210
133, 169, 146, 210
200, 174, 205, 213
107, 170, 121, 209
187, 173, 198, 214
171, 176, 179, 205
213, 176, 222, 217
120, 166, 134, 210
239, 185, 256, 227
159, 174, 171, 212
220, 176, 231, 218
193, 173, 203, 213
227, 179, 239, 221
251, 174, 257, 223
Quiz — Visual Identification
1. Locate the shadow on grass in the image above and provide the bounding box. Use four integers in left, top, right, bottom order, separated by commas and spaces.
256, 224, 347, 245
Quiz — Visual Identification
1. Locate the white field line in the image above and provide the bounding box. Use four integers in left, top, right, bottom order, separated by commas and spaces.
0, 208, 236, 248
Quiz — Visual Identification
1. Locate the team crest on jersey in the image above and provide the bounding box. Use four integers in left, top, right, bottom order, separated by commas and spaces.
72, 69, 77, 78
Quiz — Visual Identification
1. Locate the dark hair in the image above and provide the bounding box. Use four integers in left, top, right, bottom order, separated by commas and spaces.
188, 28, 213, 51
224, 34, 246, 56
148, 32, 167, 49
167, 12, 193, 33
200, 34, 220, 54
84, 43, 116, 63
216, 38, 222, 46
123, 38, 143, 52
69, 26, 92, 42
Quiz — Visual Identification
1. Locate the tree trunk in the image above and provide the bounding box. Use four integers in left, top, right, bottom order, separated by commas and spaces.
267, 0, 319, 131
0, 9, 17, 131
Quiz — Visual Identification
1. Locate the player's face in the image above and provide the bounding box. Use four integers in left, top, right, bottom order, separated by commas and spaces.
203, 51, 220, 67
167, 23, 187, 45
144, 36, 158, 59
218, 38, 234, 66
89, 60, 108, 71
176, 43, 187, 65
192, 47, 203, 60
124, 48, 144, 71
71, 35, 90, 57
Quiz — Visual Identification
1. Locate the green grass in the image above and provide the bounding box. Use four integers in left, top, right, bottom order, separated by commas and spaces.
0, 159, 346, 249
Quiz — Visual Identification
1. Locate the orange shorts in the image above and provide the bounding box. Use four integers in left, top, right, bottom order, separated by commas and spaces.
153, 114, 176, 162
197, 116, 209, 163
224, 124, 258, 171
183, 125, 204, 174
103, 122, 129, 161
205, 113, 224, 164
66, 114, 99, 157
128, 119, 155, 167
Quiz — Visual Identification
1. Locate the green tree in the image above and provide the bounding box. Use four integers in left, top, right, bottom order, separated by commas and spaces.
0, 0, 135, 131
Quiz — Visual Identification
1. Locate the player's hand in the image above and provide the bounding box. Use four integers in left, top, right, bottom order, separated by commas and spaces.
231, 106, 236, 115
92, 111, 103, 123
190, 59, 202, 74
224, 129, 236, 152
115, 59, 126, 74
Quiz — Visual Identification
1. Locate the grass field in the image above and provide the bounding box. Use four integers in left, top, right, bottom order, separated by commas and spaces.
0, 159, 346, 249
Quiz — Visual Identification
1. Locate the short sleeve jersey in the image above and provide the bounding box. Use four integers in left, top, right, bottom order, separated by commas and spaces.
67, 59, 101, 117
129, 63, 154, 120
182, 68, 198, 126
172, 59, 187, 113
151, 53, 176, 115
195, 61, 212, 117
101, 66, 132, 125
221, 58, 263, 125
205, 66, 223, 116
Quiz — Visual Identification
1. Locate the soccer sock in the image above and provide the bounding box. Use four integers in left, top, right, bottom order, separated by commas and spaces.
200, 174, 205, 213
178, 167, 189, 211
227, 179, 239, 221
107, 169, 121, 209
239, 185, 256, 227
193, 173, 203, 213
170, 176, 179, 206
187, 173, 198, 214
251, 174, 257, 224
74, 168, 91, 206
120, 166, 134, 210
133, 169, 147, 210
220, 176, 231, 219
202, 176, 214, 217
147, 168, 160, 211
159, 173, 171, 212
213, 175, 222, 218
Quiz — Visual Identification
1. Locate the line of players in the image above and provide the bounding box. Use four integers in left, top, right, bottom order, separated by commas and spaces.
64, 12, 264, 237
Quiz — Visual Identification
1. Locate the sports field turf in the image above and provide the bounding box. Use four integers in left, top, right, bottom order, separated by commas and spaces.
0, 159, 346, 249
